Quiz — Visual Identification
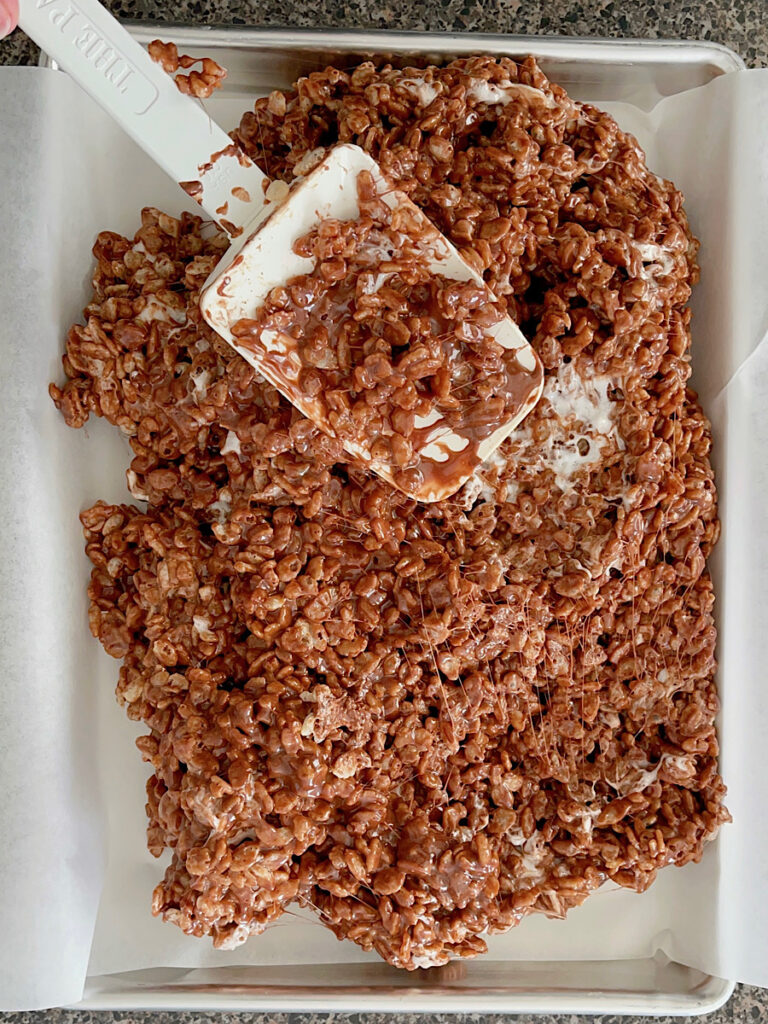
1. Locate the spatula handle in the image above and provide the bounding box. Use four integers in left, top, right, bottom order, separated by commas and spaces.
19, 0, 269, 234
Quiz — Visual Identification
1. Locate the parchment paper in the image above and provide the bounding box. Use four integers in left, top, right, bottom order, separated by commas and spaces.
1, 63, 768, 1009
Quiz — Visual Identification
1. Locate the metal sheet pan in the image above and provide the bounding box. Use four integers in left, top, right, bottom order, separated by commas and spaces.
41, 25, 741, 1016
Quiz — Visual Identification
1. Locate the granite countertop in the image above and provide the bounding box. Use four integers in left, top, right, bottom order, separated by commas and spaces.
1, 1, 766, 1022
1, 0, 768, 66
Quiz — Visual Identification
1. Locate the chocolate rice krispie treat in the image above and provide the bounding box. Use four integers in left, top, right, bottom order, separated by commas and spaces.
51, 54, 728, 968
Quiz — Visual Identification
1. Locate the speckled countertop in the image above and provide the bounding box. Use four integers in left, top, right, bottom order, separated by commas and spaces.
1, 1, 767, 1021
1, 0, 768, 66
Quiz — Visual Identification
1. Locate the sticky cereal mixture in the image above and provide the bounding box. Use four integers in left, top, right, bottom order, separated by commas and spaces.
231, 167, 543, 501
148, 39, 227, 99
50, 55, 728, 968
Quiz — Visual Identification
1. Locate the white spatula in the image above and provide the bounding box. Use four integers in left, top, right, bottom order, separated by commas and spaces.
21, 0, 544, 502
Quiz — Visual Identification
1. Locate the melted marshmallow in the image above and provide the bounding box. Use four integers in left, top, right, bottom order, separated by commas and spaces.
466, 79, 555, 108
126, 469, 149, 502
634, 240, 677, 281
221, 430, 241, 456
462, 447, 517, 507
516, 831, 549, 885
400, 77, 440, 106
208, 495, 231, 523
610, 751, 695, 798
191, 367, 212, 400
508, 361, 622, 493
136, 295, 187, 325
193, 615, 217, 642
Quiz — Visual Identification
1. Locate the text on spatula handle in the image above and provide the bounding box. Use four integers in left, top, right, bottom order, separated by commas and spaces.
36, 0, 157, 110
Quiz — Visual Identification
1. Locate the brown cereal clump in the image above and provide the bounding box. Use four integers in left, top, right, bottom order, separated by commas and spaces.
148, 39, 227, 99
51, 55, 728, 968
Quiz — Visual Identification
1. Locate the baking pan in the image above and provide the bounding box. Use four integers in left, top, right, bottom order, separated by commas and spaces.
40, 25, 741, 1016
